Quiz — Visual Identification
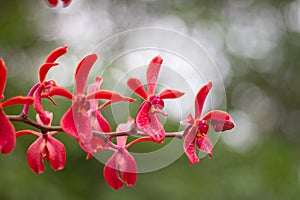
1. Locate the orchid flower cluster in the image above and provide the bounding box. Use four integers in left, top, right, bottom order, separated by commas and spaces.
0, 46, 235, 190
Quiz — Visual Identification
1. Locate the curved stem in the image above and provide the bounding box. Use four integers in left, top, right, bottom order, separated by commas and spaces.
92, 129, 185, 139
7, 114, 185, 138
8, 114, 63, 132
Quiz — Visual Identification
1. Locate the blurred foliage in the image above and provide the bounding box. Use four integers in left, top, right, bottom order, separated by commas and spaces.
1, 0, 300, 200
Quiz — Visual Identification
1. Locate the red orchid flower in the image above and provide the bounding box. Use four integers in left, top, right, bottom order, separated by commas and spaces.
182, 81, 235, 165
25, 46, 68, 125
16, 112, 66, 174
0, 59, 34, 154
46, 0, 71, 7
59, 54, 135, 153
127, 56, 184, 143
104, 119, 137, 190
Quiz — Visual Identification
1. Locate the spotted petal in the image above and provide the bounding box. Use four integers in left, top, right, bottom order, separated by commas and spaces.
46, 135, 66, 171
127, 78, 148, 100
146, 56, 163, 95
119, 150, 137, 186
159, 89, 185, 99
202, 110, 235, 132
75, 54, 98, 95
93, 111, 111, 133
27, 136, 45, 174
65, 101, 94, 153
183, 126, 199, 165
89, 111, 111, 151
0, 109, 16, 154
104, 152, 124, 190
135, 101, 165, 143
196, 136, 213, 157
60, 106, 79, 138
195, 81, 212, 119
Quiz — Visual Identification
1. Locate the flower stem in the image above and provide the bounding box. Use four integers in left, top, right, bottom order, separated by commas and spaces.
7, 114, 185, 138
8, 114, 63, 132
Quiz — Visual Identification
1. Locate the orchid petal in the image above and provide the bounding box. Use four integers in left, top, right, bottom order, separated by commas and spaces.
46, 135, 66, 171
0, 58, 7, 100
48, 86, 74, 100
73, 101, 94, 153
46, 0, 59, 7
97, 100, 112, 111
196, 136, 213, 157
36, 112, 53, 126
60, 107, 79, 138
0, 109, 16, 154
180, 114, 194, 126
45, 46, 68, 63
92, 111, 111, 133
127, 78, 148, 100
87, 111, 110, 153
87, 90, 135, 103
88, 111, 109, 152
1, 96, 34, 108
89, 111, 111, 151
87, 77, 103, 110
183, 126, 199, 165
43, 96, 58, 106
116, 136, 128, 148
75, 54, 98, 95
27, 137, 45, 174
39, 63, 59, 83
202, 110, 231, 121
34, 85, 51, 125
119, 150, 137, 186
195, 81, 212, 119
62, 0, 72, 7
136, 101, 165, 143
159, 89, 185, 99
202, 110, 235, 132
116, 118, 134, 147
104, 152, 124, 190
89, 136, 109, 154
146, 56, 163, 95
61, 101, 95, 153
16, 130, 40, 137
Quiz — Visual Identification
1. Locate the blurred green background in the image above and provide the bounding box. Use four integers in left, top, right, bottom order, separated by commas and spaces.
1, 0, 300, 199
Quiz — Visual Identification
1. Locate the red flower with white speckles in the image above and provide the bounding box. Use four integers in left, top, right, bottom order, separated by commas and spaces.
104, 119, 137, 190
182, 81, 235, 164
31, 46, 68, 125
60, 54, 134, 153
16, 112, 66, 174
127, 56, 184, 143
